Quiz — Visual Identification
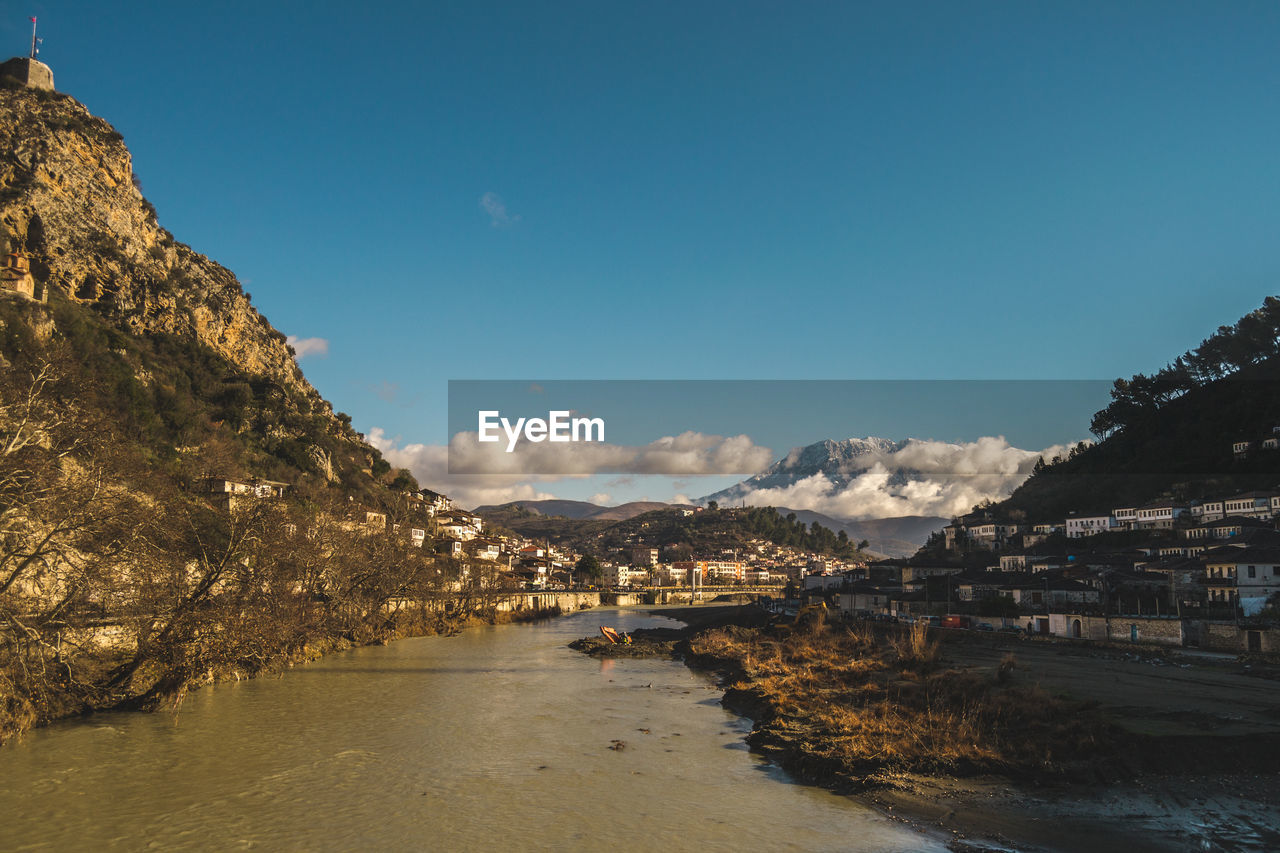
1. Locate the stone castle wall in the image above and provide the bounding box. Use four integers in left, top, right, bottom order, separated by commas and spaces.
0, 57, 54, 91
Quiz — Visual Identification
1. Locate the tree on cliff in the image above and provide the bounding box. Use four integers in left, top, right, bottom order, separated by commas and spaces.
1089, 296, 1280, 439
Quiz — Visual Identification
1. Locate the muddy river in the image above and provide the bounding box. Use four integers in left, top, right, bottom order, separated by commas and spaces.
0, 607, 944, 851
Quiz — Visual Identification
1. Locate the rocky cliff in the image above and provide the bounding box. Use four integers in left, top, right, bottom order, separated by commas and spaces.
0, 83, 314, 404
0, 81, 402, 499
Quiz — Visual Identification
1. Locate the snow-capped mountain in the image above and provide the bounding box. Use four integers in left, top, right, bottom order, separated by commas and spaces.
699, 437, 913, 505
696, 433, 1054, 529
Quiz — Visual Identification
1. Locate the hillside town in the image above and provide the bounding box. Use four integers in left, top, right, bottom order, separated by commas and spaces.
204, 478, 857, 591
796, 436, 1280, 654
427, 501, 864, 590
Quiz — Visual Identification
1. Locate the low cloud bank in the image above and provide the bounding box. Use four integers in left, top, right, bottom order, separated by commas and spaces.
370, 427, 1077, 518
369, 427, 772, 508
368, 428, 563, 508
448, 429, 773, 476
728, 437, 1077, 520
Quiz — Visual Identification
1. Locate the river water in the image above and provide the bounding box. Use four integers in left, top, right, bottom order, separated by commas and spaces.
0, 607, 944, 852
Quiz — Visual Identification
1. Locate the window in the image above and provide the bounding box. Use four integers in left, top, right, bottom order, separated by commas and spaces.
1248, 566, 1257, 578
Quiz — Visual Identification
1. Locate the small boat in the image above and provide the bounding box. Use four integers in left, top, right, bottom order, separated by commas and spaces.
600, 626, 622, 644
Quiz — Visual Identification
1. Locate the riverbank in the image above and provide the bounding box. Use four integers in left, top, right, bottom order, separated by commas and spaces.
0, 604, 946, 852
0, 596, 583, 745
572, 607, 1280, 851
568, 603, 770, 659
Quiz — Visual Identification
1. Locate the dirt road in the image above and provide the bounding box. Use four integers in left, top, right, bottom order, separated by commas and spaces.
939, 633, 1280, 739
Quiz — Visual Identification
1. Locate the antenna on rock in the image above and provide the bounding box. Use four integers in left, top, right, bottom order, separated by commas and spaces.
29, 16, 38, 59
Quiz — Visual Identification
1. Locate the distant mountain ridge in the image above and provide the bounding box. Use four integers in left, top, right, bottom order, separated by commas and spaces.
777, 509, 949, 558
475, 498, 944, 557
476, 436, 967, 556
474, 499, 669, 522
700, 437, 909, 505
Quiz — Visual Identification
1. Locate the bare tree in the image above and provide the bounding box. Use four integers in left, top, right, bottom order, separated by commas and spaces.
0, 362, 147, 732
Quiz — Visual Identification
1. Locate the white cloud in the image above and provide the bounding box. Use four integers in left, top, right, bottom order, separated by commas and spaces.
587, 493, 612, 505
448, 429, 773, 476
367, 428, 568, 509
479, 191, 521, 227
370, 425, 1076, 520
727, 437, 1077, 520
287, 336, 329, 359
368, 427, 773, 509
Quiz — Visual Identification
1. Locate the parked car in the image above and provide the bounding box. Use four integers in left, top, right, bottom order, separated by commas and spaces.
975, 622, 995, 632
997, 625, 1022, 634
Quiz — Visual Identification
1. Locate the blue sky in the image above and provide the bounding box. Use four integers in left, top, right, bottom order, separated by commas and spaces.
14, 2, 1280, 508
445, 380, 1110, 455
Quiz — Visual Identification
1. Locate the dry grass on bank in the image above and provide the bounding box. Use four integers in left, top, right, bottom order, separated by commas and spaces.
688, 622, 1118, 780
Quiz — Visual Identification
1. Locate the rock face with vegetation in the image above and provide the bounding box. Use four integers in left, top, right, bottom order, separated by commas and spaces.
0, 82, 406, 496
0, 83, 494, 743
0, 84, 303, 386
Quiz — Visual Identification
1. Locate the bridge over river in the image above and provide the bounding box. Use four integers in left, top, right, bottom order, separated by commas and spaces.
502, 585, 786, 613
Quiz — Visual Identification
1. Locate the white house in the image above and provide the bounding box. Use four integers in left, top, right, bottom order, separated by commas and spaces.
1111, 507, 1137, 529
1185, 516, 1271, 541
420, 489, 453, 514
1206, 547, 1280, 616
1135, 501, 1186, 530
1223, 492, 1276, 521
1190, 500, 1226, 523
804, 573, 848, 592
602, 564, 648, 587
209, 477, 253, 495
653, 564, 687, 585
208, 477, 288, 500
966, 523, 1021, 550
439, 522, 477, 541
1066, 515, 1115, 539
438, 511, 483, 533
